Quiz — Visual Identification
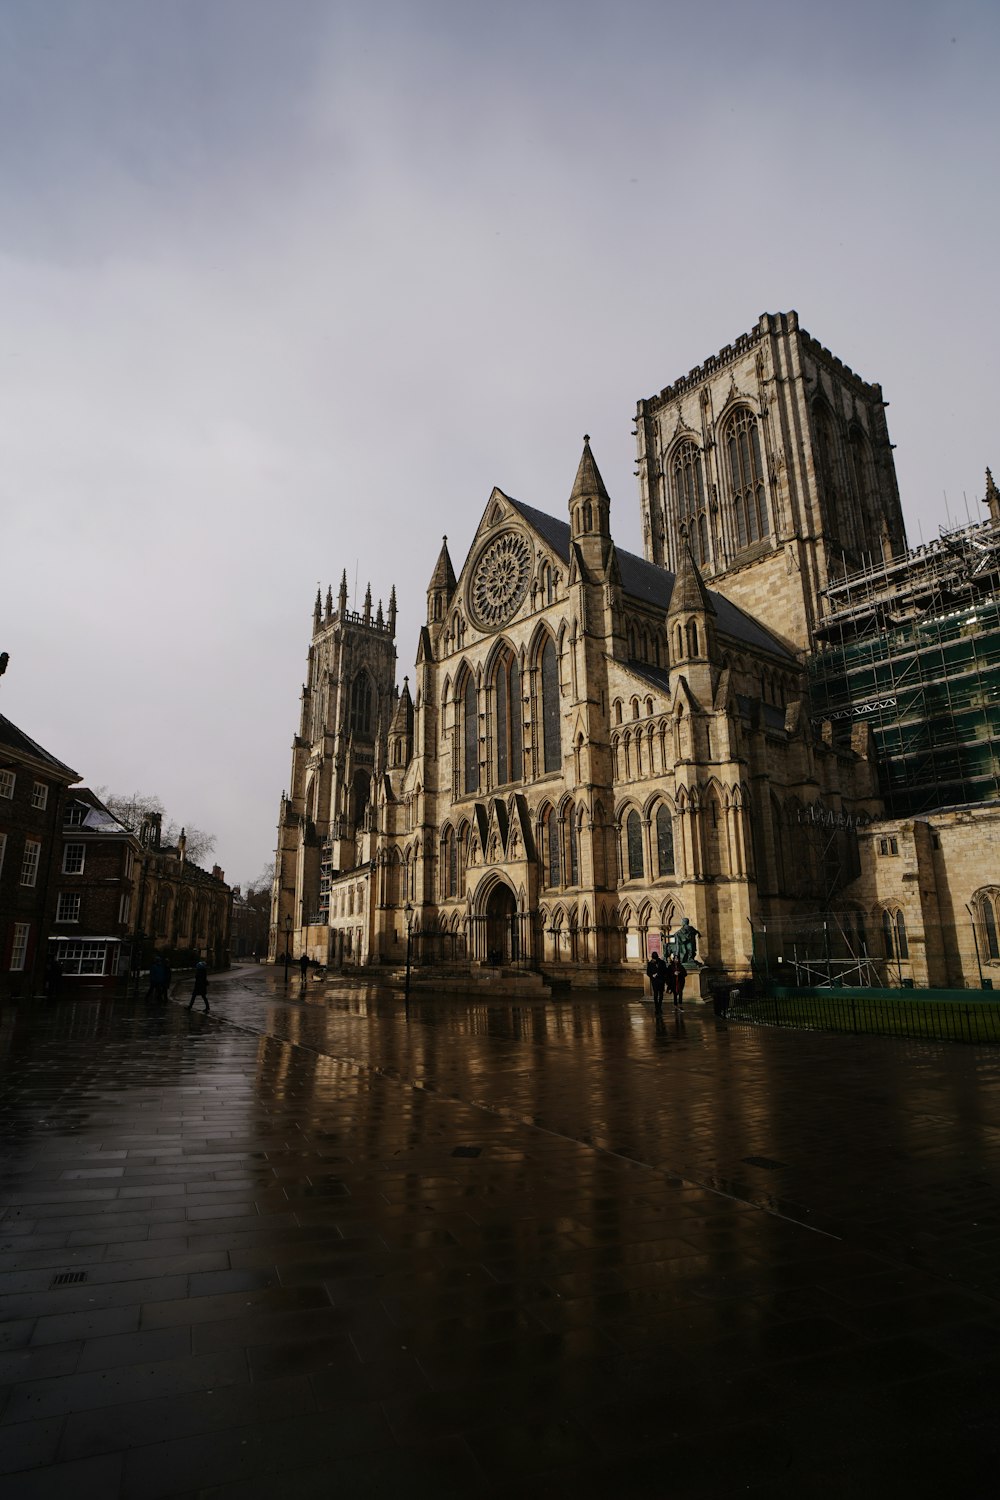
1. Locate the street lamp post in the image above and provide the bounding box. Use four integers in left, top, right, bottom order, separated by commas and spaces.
403, 900, 414, 1005
283, 914, 292, 982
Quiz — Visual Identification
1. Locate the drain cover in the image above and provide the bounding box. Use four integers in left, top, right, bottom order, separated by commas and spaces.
451, 1146, 481, 1158
741, 1156, 789, 1171
50, 1270, 88, 1286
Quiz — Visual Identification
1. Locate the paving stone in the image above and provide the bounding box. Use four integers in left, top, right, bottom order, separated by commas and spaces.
1, 967, 1000, 1496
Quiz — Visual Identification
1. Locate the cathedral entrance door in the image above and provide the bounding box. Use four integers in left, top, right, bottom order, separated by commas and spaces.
485, 883, 518, 965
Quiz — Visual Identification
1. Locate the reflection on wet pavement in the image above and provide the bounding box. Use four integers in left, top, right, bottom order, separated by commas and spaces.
1, 965, 999, 1496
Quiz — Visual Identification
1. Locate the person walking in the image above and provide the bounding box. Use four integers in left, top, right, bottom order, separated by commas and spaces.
299, 952, 309, 982
646, 951, 667, 1011
146, 953, 168, 1003
188, 956, 210, 1013
667, 954, 686, 1008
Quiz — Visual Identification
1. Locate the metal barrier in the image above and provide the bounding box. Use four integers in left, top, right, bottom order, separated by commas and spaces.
722, 986, 1000, 1044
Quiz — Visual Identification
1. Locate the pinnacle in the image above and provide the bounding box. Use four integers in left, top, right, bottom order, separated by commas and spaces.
569, 435, 611, 506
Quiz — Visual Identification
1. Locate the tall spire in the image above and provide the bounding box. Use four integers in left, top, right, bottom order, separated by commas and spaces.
363, 582, 372, 625
569, 434, 611, 509
388, 585, 397, 637
338, 569, 348, 615
667, 524, 718, 701
325, 585, 333, 620
427, 537, 457, 625
568, 434, 613, 572
313, 588, 322, 630
668, 524, 716, 622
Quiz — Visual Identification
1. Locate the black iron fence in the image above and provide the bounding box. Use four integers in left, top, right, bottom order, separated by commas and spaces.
720, 984, 1000, 1044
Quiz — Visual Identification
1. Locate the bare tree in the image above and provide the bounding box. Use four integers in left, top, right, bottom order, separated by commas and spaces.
97, 788, 217, 865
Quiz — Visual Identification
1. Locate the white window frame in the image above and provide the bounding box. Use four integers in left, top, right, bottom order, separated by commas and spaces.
0, 769, 14, 800
58, 940, 108, 976
20, 839, 41, 888
56, 892, 81, 924
31, 782, 48, 811
64, 803, 86, 826
118, 892, 131, 925
124, 847, 134, 880
62, 843, 86, 875
10, 922, 30, 971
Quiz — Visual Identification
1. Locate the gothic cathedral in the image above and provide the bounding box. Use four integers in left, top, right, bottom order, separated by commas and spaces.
271, 311, 904, 988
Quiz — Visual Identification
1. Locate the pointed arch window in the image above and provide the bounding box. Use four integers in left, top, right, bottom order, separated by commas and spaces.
626, 810, 644, 880
463, 676, 479, 795
350, 672, 373, 735
670, 442, 706, 560
441, 828, 458, 899
492, 650, 522, 786
848, 427, 873, 524
566, 801, 580, 886
583, 500, 593, 531
541, 637, 561, 773
656, 805, 675, 876
543, 806, 561, 888
725, 408, 769, 549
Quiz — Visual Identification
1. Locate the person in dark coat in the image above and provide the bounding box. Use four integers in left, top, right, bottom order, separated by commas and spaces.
299, 952, 309, 981
146, 954, 168, 1003
667, 955, 686, 1007
188, 957, 210, 1012
646, 952, 667, 1011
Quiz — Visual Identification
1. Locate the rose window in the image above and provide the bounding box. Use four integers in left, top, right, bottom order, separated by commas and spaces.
469, 531, 532, 628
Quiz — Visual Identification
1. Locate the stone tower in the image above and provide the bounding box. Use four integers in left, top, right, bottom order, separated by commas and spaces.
634, 310, 907, 651
271, 572, 397, 954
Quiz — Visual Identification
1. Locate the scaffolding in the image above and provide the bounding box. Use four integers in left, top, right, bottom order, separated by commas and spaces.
810, 512, 1000, 817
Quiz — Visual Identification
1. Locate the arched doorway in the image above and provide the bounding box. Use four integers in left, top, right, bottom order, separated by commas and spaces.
485, 883, 518, 965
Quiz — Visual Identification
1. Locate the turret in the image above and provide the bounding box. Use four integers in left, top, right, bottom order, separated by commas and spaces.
338, 570, 348, 616
313, 588, 322, 632
667, 524, 718, 703
388, 585, 397, 638
568, 435, 613, 575
387, 676, 414, 770
427, 537, 457, 626
325, 585, 333, 621
363, 583, 372, 626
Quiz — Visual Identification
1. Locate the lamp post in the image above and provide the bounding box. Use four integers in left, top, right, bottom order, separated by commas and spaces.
403, 900, 414, 1005
283, 914, 292, 982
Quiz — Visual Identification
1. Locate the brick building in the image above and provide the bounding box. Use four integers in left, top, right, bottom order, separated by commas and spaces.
0, 714, 80, 1000
50, 789, 143, 989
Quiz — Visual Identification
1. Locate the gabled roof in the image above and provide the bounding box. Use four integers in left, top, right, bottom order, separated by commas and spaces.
504, 499, 793, 660
0, 714, 80, 782
65, 788, 135, 836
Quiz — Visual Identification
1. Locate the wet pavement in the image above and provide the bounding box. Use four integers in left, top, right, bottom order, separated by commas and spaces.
2, 966, 1000, 1497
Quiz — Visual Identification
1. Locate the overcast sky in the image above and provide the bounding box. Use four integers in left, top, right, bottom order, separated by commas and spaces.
2, 0, 998, 891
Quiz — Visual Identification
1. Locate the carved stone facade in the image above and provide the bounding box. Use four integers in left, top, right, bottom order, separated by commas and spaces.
635, 310, 906, 652
270, 576, 398, 960
271, 313, 997, 992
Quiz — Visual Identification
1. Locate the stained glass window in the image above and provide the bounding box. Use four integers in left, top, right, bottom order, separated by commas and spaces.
656, 805, 674, 876
350, 672, 373, 735
626, 811, 643, 879
726, 408, 769, 550
464, 676, 479, 794
545, 808, 560, 887
541, 639, 561, 773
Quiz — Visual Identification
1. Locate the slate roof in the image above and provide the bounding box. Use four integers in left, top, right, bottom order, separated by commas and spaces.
505, 498, 794, 661
0, 714, 80, 781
